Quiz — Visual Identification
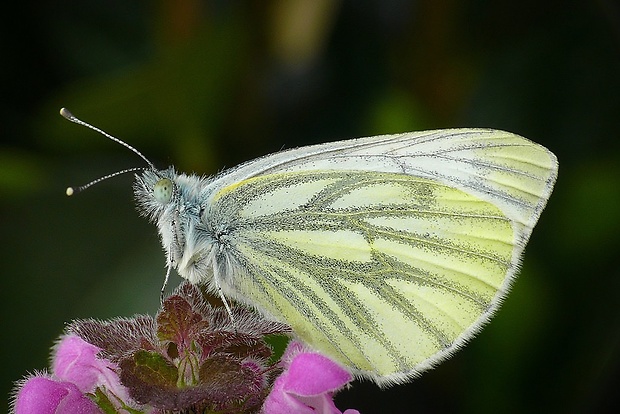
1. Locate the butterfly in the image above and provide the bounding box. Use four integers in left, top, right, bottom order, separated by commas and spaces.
62, 108, 558, 386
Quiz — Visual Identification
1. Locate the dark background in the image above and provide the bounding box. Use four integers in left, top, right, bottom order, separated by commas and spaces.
2, 1, 620, 413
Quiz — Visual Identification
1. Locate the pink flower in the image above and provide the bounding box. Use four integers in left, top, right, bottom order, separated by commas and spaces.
13, 283, 292, 413
12, 335, 131, 414
263, 341, 360, 414
52, 334, 128, 401
13, 375, 101, 414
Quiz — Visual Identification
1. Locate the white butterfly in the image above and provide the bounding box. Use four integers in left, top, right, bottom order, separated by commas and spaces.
63, 109, 558, 386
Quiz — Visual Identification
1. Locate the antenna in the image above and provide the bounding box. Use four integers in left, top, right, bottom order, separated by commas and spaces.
60, 108, 155, 196
65, 167, 145, 196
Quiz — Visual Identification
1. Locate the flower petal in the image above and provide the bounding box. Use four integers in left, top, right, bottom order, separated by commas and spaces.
261, 374, 314, 414
262, 342, 358, 414
284, 352, 352, 396
52, 334, 129, 401
14, 376, 101, 414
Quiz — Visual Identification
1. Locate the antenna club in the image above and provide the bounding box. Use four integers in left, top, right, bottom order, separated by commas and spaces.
60, 108, 75, 121
66, 187, 75, 196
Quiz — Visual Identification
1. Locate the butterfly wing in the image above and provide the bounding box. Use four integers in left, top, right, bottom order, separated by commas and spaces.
207, 129, 558, 384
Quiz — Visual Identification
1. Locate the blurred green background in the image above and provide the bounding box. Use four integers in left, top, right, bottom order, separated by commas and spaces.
2, 1, 619, 412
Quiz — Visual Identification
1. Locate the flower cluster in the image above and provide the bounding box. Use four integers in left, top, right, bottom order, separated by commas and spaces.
12, 282, 360, 414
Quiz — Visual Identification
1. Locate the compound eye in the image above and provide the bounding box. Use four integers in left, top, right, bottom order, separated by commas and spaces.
153, 178, 173, 204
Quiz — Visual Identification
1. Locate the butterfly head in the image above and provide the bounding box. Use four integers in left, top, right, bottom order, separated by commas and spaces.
133, 168, 185, 268
134, 166, 218, 284
133, 167, 184, 223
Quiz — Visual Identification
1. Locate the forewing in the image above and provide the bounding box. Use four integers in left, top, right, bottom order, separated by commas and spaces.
211, 129, 558, 237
